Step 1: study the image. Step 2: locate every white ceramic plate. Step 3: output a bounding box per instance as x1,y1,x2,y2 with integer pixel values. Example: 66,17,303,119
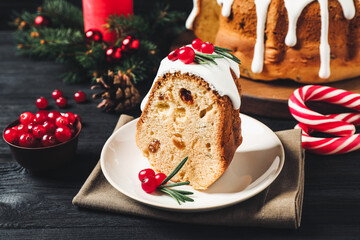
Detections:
100,114,285,212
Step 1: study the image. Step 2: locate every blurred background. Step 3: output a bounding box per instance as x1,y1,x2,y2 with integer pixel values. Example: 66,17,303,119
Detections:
0,0,193,30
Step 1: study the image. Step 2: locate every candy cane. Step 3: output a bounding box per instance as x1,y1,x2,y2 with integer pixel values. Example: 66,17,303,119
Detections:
288,85,360,155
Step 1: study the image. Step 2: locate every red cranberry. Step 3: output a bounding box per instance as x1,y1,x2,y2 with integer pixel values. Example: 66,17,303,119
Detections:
55,126,72,142
138,168,155,182
200,42,215,54
141,176,158,193
34,111,48,124
19,112,35,125
56,97,67,108
52,89,63,100
168,49,179,61
32,125,46,139
27,122,36,133
64,112,76,124
155,173,167,186
36,97,48,109
191,38,203,51
74,91,87,103
19,133,37,148
4,129,19,144
55,116,69,127
17,124,28,135
42,121,56,134
41,134,57,147
48,111,61,122
178,47,195,64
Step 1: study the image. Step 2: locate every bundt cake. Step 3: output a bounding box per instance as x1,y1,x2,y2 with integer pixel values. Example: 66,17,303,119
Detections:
187,0,360,83
136,44,242,190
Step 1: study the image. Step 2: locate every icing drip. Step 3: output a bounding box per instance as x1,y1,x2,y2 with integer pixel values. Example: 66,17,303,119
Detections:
318,0,331,79
141,51,241,111
185,0,199,30
338,0,356,19
217,0,235,17
258,0,357,79
251,0,271,74
284,0,314,47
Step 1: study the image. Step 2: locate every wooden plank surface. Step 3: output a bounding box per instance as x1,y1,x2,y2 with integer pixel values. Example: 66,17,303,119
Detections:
0,30,360,239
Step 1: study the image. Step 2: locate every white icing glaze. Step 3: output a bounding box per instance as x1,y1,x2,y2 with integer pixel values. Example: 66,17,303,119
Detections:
256,0,357,79
141,50,241,111
185,0,199,30
338,0,356,19
217,0,235,17
284,0,314,47
318,0,331,79
251,0,271,74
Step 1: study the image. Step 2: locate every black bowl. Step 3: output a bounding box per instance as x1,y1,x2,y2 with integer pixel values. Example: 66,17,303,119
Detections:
3,119,82,172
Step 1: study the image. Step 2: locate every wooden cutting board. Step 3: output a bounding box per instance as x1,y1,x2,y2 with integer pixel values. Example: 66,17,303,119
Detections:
173,31,360,119
240,77,360,119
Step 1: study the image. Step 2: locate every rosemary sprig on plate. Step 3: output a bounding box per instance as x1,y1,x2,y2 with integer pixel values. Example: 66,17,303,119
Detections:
158,156,194,204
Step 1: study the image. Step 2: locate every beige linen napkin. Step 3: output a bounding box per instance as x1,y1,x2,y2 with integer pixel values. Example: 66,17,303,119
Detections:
73,115,304,229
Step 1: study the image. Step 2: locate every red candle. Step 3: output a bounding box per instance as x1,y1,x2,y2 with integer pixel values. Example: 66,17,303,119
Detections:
82,0,133,44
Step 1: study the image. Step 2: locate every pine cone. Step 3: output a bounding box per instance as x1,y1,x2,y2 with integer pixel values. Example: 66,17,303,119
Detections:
91,70,141,112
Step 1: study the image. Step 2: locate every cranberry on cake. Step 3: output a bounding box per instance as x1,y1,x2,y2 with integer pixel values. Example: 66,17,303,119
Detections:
136,40,242,190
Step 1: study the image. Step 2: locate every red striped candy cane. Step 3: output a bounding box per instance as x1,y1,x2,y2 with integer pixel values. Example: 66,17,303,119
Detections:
288,85,360,155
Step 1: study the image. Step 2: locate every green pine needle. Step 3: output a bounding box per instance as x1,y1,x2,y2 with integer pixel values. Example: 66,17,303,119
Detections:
155,156,195,205
160,156,188,185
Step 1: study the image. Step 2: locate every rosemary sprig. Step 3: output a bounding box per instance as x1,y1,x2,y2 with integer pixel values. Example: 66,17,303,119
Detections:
160,156,188,185
193,46,241,65
158,156,194,205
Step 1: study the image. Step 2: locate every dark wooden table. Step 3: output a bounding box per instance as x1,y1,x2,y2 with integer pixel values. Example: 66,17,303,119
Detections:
1,31,360,239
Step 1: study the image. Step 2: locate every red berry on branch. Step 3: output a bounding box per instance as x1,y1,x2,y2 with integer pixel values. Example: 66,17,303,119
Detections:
52,89,63,100
32,125,46,139
19,133,37,147
122,36,132,47
200,42,214,54
4,129,19,144
168,49,179,61
74,91,87,103
34,15,50,27
113,48,122,60
178,47,195,64
36,97,48,109
19,112,35,125
85,29,103,43
106,47,122,63
141,176,158,193
41,134,57,147
155,173,167,186
56,97,67,108
55,126,72,142
55,116,69,127
48,111,61,122
129,39,140,51
191,38,203,51
138,168,155,182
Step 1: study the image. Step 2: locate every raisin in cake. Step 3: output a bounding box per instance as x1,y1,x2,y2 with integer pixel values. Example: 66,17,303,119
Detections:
136,47,242,190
